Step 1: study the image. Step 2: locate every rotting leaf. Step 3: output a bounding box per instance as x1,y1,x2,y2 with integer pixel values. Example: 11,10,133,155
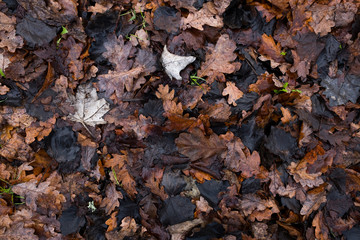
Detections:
198,34,241,83
222,81,244,106
175,128,226,161
68,83,110,127
160,45,196,80
321,71,360,107
181,1,228,31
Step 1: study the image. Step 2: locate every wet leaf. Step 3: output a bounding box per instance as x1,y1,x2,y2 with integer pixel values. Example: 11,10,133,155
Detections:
68,83,110,127
198,34,241,83
175,128,226,161
160,45,196,80
222,81,244,106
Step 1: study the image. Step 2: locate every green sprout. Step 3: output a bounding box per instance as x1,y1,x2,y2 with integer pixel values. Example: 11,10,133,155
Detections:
112,168,121,186
0,68,5,78
190,74,207,90
339,44,342,49
0,178,24,205
274,82,302,94
56,26,68,47
121,8,148,40
87,201,96,212
280,51,287,56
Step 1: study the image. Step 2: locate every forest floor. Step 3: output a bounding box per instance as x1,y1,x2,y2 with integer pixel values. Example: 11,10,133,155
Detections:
0,0,360,239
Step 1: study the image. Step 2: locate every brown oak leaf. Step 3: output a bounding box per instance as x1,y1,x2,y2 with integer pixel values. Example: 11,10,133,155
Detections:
198,34,241,83
309,3,335,37
155,84,175,101
104,154,138,198
222,81,244,106
0,12,24,52
144,168,168,201
175,128,226,161
258,34,283,63
300,186,327,217
12,172,66,214
222,137,261,178
100,183,123,215
97,34,156,102
181,2,225,31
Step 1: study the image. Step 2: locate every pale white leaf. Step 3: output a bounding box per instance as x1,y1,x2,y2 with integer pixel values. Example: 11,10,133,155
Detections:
160,45,195,80
68,83,110,127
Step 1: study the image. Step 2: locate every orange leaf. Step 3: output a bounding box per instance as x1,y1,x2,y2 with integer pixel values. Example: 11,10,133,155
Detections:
222,81,243,106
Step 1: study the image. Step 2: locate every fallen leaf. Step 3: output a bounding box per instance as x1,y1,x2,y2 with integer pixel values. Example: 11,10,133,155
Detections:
309,3,335,37
288,161,324,188
241,193,280,221
155,84,175,101
144,168,168,201
105,211,118,232
68,83,110,127
160,45,196,80
175,128,226,161
98,34,156,101
100,183,123,215
198,34,241,83
222,81,244,106
222,137,260,178
280,107,297,124
12,172,66,214
0,12,24,52
181,2,226,31
103,154,138,198
258,34,283,62
300,187,327,217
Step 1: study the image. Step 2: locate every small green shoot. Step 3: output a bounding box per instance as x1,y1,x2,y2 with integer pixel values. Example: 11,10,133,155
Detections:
280,51,287,56
56,26,68,47
121,8,148,40
0,68,5,78
190,74,207,90
87,201,96,212
339,44,342,49
0,178,24,205
112,168,121,186
274,82,302,94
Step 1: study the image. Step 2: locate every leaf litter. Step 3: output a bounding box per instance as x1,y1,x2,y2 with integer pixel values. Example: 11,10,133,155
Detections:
0,0,360,239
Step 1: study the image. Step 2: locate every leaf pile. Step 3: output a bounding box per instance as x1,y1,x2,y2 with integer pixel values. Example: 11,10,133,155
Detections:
0,0,360,239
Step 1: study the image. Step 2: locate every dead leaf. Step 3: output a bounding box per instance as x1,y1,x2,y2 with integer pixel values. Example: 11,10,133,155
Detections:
12,172,66,214
222,81,244,106
309,3,335,37
198,34,241,83
258,34,283,62
222,137,260,178
105,211,118,232
144,168,168,201
280,107,297,124
100,183,123,215
241,193,280,222
181,2,226,31
300,187,327,217
175,128,226,161
156,84,175,101
199,99,231,122
103,154,138,198
68,83,110,127
0,12,24,52
160,45,196,80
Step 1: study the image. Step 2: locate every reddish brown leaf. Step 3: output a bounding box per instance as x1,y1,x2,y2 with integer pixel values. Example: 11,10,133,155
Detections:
175,128,226,161
198,34,241,83
222,81,244,106
104,154,138,198
100,183,123,215
258,34,283,62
